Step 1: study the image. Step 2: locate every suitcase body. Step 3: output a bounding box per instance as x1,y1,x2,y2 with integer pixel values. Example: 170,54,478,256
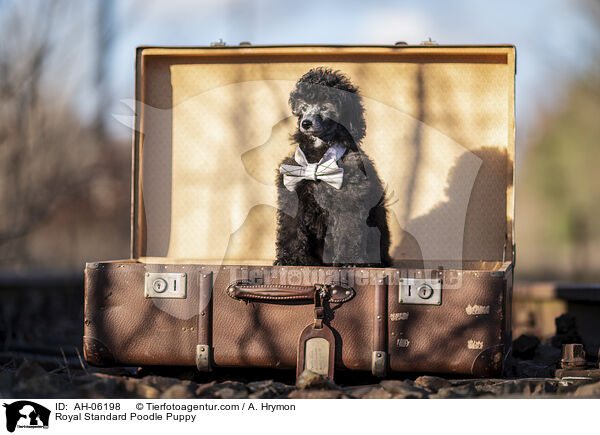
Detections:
84,44,516,377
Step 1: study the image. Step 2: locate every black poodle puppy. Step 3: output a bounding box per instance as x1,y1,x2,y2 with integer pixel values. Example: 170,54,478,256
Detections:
275,67,391,267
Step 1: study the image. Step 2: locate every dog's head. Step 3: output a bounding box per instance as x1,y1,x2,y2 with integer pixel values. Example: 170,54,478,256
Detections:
289,68,366,145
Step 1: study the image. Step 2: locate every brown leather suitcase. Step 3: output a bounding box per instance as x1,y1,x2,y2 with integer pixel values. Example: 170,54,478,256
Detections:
84,44,516,378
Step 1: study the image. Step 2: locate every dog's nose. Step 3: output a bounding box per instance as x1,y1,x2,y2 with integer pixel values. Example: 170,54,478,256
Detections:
301,119,312,129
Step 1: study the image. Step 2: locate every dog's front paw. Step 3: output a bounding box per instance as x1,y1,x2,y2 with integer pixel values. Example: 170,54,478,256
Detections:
274,258,297,266
275,255,315,266
332,262,359,268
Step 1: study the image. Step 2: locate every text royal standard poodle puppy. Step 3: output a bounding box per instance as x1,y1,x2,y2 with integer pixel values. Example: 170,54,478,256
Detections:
275,67,391,267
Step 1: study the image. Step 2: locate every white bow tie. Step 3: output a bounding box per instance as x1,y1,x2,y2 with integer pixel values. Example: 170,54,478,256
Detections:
279,144,346,191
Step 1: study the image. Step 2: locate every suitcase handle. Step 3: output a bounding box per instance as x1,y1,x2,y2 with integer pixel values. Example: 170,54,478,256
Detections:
226,281,355,304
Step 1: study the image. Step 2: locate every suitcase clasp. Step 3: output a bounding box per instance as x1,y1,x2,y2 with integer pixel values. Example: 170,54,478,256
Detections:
144,272,187,299
399,278,442,305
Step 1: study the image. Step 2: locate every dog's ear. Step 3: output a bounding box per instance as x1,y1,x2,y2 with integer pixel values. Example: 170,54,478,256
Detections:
288,92,304,117
342,90,366,143
289,99,301,116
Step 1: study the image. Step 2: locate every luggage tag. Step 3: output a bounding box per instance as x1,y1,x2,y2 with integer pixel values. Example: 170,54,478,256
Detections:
296,285,335,379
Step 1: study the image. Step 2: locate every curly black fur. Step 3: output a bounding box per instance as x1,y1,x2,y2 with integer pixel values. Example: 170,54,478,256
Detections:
275,67,391,267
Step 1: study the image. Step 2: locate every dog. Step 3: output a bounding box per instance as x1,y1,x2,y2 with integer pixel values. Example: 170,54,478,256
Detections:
275,67,391,267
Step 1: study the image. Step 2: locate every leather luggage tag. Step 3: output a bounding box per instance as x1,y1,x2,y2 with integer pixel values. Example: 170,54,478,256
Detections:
296,286,335,379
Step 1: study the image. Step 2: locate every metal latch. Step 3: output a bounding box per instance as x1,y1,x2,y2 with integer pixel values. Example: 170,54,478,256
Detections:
145,272,187,299
399,278,442,305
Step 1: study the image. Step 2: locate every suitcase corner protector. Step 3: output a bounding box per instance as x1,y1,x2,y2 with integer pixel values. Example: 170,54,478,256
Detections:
196,344,213,372
83,336,116,366
371,351,388,377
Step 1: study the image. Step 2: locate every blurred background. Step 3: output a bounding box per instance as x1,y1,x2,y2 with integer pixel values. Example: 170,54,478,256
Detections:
0,0,599,364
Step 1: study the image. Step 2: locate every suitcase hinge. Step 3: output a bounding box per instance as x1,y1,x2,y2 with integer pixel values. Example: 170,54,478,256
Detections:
420,37,438,46
210,38,226,47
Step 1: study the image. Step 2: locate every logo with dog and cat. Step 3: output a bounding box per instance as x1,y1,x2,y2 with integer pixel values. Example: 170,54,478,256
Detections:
2,401,50,433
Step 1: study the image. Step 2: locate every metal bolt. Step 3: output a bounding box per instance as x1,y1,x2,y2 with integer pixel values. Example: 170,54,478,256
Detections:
152,278,168,293
377,353,381,358
377,315,381,320
561,343,587,369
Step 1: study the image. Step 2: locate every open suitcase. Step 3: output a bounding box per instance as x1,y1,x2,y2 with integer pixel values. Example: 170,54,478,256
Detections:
84,43,516,378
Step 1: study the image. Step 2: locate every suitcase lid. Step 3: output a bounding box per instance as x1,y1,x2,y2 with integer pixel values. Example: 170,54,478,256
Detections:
132,44,515,269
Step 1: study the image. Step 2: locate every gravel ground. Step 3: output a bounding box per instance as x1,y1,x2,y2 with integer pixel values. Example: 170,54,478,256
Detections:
1,356,600,399
2,286,600,399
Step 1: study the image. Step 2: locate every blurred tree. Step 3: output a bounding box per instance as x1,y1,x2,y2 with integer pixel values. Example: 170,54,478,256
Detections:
521,27,600,279
0,0,130,270
94,0,114,143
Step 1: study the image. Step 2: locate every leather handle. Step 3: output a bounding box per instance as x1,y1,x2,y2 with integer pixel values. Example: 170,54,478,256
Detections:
227,281,355,304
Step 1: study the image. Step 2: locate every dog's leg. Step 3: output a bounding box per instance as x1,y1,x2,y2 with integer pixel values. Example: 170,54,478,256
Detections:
368,203,392,267
274,210,312,265
328,212,370,266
